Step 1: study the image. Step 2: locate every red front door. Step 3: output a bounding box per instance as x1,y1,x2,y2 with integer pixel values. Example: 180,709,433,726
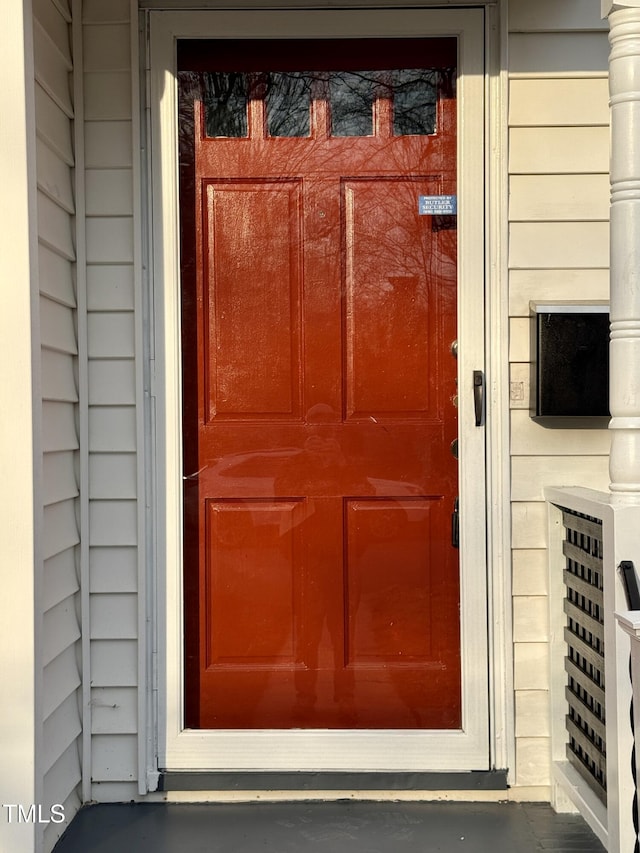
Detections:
179,39,460,729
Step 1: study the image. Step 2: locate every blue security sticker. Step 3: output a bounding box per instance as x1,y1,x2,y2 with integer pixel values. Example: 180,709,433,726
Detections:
419,195,457,216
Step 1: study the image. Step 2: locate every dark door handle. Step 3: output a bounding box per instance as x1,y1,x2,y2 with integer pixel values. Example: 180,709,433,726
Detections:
473,370,484,427
451,498,459,548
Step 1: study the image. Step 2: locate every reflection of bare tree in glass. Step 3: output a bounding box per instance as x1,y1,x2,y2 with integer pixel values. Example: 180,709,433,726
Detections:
264,72,313,137
329,71,377,136
203,72,249,137
185,68,451,140
391,69,438,135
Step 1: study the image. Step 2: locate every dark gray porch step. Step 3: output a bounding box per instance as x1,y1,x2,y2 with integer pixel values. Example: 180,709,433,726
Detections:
52,800,606,853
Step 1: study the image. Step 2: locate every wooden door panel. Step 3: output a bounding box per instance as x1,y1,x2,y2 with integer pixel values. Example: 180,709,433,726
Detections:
343,178,451,419
346,497,440,662
205,499,303,666
203,180,303,419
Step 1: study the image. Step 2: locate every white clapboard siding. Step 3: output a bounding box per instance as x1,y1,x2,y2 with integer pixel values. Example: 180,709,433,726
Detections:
509,126,609,174
509,33,609,75
515,691,551,738
90,594,138,639
509,222,609,269
42,598,81,667
87,265,135,311
35,83,73,164
43,501,79,561
89,406,137,452
39,244,75,305
41,350,78,402
508,318,529,363
38,190,75,259
91,735,138,781
88,360,136,405
90,547,138,593
84,72,132,121
86,216,134,263
511,502,548,550
42,401,78,452
91,688,138,734
91,640,138,687
89,453,137,499
43,548,79,612
512,456,610,502
509,78,609,126
512,549,548,596
34,2,82,842
42,646,81,722
87,313,136,359
508,0,607,32
43,741,81,821
37,137,74,212
33,19,72,117
509,174,610,222
86,169,133,216
514,643,550,691
85,121,133,168
43,692,82,774
41,296,77,354
83,24,131,72
511,410,611,457
33,0,71,63
89,500,138,547
83,0,129,24
43,451,78,506
508,4,611,796
516,739,550,787
509,269,609,317
513,596,549,643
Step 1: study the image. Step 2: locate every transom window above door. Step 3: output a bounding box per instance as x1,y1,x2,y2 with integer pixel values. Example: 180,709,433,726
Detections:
196,69,443,138
177,38,456,141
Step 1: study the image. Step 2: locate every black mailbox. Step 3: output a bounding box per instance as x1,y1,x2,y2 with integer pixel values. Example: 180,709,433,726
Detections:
533,306,610,419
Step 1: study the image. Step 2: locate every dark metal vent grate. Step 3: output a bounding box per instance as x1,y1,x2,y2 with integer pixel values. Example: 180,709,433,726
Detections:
562,509,606,804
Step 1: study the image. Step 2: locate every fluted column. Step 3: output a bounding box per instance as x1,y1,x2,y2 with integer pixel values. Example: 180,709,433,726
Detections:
605,2,640,496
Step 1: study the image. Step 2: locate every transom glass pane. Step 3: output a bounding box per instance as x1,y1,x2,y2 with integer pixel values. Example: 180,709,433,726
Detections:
203,72,248,138
329,71,376,137
391,70,438,136
265,72,312,137
198,67,446,139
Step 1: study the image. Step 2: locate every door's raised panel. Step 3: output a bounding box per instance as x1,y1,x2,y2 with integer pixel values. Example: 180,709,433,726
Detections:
343,179,449,420
205,499,303,666
204,181,302,420
345,497,437,663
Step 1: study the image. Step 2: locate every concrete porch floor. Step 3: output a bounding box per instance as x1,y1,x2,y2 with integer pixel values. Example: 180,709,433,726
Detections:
52,800,606,852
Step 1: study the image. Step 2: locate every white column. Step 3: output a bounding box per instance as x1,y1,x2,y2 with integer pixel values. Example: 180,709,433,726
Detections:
0,1,39,853
605,1,640,496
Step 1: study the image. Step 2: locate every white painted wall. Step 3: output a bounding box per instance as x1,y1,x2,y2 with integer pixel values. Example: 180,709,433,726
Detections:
0,4,40,851
508,0,611,793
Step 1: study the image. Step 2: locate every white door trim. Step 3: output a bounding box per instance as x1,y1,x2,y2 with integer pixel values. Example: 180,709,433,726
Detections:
149,6,492,773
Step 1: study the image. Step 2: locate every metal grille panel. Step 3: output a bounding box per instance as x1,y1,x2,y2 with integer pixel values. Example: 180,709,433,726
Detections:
562,510,606,803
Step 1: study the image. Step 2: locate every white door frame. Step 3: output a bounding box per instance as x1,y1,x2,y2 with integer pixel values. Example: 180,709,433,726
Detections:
149,5,502,774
